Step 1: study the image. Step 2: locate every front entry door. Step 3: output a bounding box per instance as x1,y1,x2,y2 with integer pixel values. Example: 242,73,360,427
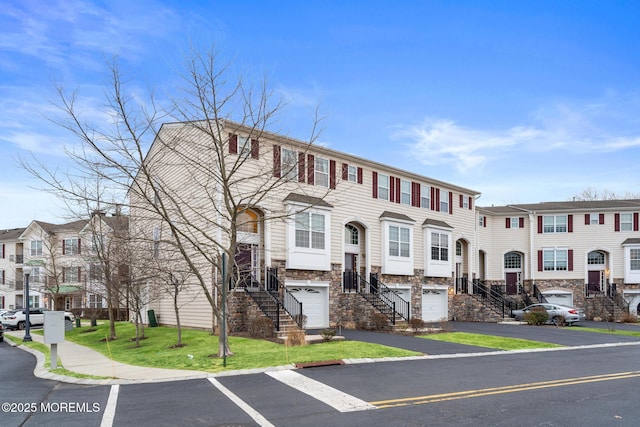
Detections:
235,243,257,289
343,253,358,292
505,272,518,295
588,270,602,294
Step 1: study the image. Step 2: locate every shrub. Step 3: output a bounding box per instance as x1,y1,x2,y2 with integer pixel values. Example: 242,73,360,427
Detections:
620,312,638,323
409,317,425,331
320,328,336,341
247,317,274,338
371,312,389,330
524,307,548,325
286,329,307,347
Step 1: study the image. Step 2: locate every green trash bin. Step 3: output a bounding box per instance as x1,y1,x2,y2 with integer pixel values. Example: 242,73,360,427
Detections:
75,318,81,328
148,309,158,327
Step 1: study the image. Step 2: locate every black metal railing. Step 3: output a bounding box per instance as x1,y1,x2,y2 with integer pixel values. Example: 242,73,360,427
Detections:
341,272,409,324
283,288,304,328
473,279,518,318
245,268,304,330
533,284,547,303
456,277,468,294
265,267,279,293
585,282,603,296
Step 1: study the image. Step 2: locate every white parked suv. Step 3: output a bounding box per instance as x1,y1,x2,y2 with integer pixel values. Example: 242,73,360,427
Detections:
1,308,75,331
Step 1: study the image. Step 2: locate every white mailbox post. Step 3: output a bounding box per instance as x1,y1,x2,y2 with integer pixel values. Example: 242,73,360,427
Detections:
44,311,65,369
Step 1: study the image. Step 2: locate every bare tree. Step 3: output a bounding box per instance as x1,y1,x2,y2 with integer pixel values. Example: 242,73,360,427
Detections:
573,187,640,201
23,46,326,357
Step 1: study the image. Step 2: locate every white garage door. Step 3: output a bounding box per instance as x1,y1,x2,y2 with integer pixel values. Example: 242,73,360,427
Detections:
422,288,448,322
287,286,329,329
542,292,573,307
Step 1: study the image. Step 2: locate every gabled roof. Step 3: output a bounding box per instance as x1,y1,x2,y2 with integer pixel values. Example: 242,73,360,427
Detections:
422,218,453,229
0,227,27,241
622,238,640,245
284,193,334,208
480,199,640,214
379,211,415,222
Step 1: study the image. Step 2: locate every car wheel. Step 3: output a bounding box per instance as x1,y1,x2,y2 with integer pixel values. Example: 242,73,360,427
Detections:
17,321,26,330
552,316,561,326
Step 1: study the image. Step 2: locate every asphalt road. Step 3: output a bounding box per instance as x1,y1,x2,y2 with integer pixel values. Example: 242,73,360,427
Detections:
2,323,640,426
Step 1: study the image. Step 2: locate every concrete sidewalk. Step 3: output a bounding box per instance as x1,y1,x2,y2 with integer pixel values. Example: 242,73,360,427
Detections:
4,330,211,384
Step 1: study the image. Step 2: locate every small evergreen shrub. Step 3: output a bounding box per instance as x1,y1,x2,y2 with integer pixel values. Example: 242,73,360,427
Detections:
524,307,549,325
320,328,336,341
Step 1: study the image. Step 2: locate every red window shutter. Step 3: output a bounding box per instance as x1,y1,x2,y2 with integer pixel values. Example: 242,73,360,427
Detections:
568,249,574,271
635,213,639,231
615,213,620,231
307,154,315,185
77,266,82,280
62,268,66,282
330,160,336,189
568,215,573,232
448,192,453,214
484,217,487,228
357,167,363,184
431,187,435,210
519,217,525,228
372,172,378,198
412,182,420,207
468,196,473,210
389,176,396,202
585,214,590,225
78,239,82,255
396,177,401,203
459,194,463,208
229,133,238,154
537,216,543,233
62,240,66,255
298,152,305,182
435,189,440,211
1,243,4,258
599,213,605,224
273,145,281,178
506,218,510,228
538,250,543,271
342,163,348,180
250,139,259,159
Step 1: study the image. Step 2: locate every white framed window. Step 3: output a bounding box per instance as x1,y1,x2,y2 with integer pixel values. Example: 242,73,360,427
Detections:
315,157,329,188
29,295,40,308
64,266,80,283
440,190,449,213
590,213,600,225
479,215,485,227
388,225,410,258
63,238,80,255
30,267,41,283
89,294,103,308
345,224,359,245
620,213,633,231
543,215,567,233
31,240,43,256
378,174,389,201
295,212,325,250
543,248,567,271
400,180,411,205
588,251,605,265
462,197,470,209
421,185,430,209
431,232,449,261
630,249,640,271
510,217,520,228
504,252,522,269
238,136,252,158
347,165,357,182
281,148,298,181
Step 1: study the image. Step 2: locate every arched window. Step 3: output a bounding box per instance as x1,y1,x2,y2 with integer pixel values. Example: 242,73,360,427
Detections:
456,241,462,256
504,252,521,269
345,224,359,245
588,251,605,265
237,210,258,233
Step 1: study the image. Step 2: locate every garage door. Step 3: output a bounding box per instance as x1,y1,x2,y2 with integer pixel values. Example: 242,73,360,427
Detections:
287,286,329,329
422,288,448,322
542,292,573,307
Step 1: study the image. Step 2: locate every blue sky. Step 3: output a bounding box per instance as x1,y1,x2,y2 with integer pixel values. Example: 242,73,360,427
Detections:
2,0,640,228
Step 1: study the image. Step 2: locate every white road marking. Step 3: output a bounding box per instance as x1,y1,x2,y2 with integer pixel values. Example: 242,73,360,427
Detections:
266,370,376,413
100,384,119,427
208,378,275,427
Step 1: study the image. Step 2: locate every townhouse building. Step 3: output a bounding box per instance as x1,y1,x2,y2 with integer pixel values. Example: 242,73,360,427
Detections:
134,120,480,331
0,213,129,319
478,200,640,319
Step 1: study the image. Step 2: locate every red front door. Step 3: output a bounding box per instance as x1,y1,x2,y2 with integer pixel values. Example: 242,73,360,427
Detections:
505,272,518,295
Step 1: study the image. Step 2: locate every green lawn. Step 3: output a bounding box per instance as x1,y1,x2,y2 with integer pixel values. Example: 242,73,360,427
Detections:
576,327,640,337
63,322,420,372
418,332,563,350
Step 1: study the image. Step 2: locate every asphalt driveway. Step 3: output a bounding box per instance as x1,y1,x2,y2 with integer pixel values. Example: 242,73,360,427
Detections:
334,320,640,355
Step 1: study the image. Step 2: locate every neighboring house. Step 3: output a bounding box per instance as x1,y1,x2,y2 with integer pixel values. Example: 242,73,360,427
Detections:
478,200,640,319
0,213,129,317
0,227,27,309
134,120,480,331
